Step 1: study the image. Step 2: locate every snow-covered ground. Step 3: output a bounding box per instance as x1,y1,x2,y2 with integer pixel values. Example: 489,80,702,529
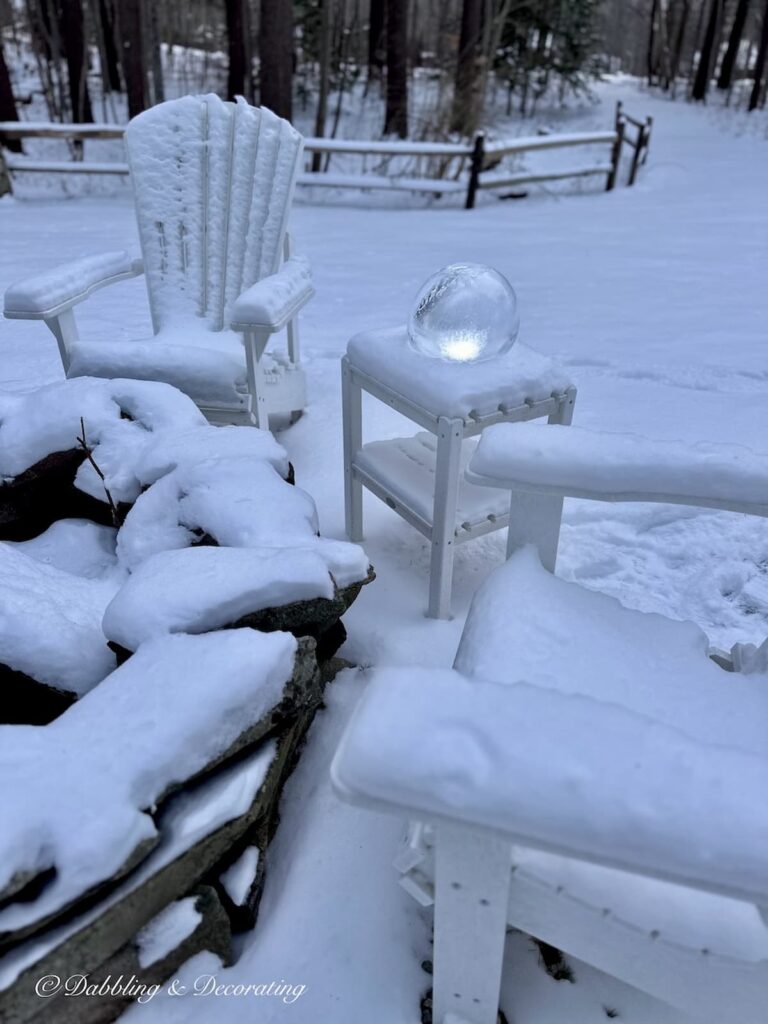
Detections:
2,77,767,1022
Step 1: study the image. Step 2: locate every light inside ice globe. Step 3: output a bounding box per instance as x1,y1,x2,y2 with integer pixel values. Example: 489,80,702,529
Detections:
407,263,520,362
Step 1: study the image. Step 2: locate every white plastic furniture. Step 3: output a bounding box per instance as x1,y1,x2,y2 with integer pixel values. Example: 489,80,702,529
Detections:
3,94,313,429
341,326,575,618
332,421,768,1024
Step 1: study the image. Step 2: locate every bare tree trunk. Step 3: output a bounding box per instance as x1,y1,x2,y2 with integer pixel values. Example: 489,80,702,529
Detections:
91,0,122,92
0,41,22,152
692,0,723,100
647,0,659,84
312,0,331,170
451,0,483,134
718,0,751,88
225,0,247,99
56,0,94,121
259,0,293,118
118,0,147,117
368,0,386,79
384,0,408,136
669,0,690,87
148,0,164,103
749,0,768,108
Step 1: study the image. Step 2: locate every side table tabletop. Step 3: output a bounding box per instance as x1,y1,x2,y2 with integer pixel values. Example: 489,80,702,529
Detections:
342,326,576,618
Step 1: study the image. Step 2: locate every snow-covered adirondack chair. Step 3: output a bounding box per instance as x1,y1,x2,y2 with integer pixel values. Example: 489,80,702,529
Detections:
3,95,313,429
332,422,768,1024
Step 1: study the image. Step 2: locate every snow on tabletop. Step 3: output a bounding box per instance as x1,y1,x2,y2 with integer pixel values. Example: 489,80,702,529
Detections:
0,743,276,992
231,255,313,329
346,326,573,420
469,421,768,509
220,846,260,906
116,458,320,570
0,377,204,502
136,897,202,969
0,542,118,694
331,661,768,904
454,548,768,754
102,546,336,651
3,251,139,316
0,629,296,935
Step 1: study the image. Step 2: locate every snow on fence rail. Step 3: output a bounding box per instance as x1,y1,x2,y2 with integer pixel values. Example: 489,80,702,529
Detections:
0,104,651,208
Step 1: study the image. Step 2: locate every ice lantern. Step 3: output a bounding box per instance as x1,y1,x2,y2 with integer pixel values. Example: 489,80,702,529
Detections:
407,263,520,363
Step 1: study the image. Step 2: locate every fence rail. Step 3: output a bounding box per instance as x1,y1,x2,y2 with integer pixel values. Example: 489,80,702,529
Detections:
0,104,651,208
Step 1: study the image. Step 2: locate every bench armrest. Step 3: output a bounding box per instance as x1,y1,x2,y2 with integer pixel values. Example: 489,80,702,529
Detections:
467,421,768,517
332,665,768,906
4,251,144,320
230,255,314,334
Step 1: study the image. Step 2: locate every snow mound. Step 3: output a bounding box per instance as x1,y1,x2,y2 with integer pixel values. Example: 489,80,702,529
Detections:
117,457,320,570
0,542,119,694
0,377,205,503
0,629,297,936
103,546,336,650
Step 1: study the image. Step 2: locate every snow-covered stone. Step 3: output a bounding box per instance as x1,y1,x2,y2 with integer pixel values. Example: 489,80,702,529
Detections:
0,628,303,943
0,377,205,504
116,458,319,569
103,544,369,652
0,541,118,699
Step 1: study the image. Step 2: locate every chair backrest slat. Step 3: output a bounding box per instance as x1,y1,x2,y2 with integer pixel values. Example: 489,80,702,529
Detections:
125,94,303,335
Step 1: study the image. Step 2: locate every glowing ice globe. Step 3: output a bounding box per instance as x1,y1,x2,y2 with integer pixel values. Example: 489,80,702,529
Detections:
407,263,520,362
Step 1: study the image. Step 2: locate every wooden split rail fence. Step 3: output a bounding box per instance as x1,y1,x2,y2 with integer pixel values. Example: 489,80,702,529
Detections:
0,103,651,209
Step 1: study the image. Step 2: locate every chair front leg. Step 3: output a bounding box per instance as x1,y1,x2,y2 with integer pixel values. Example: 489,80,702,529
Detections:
44,308,80,375
286,313,301,366
432,824,513,1024
243,328,271,431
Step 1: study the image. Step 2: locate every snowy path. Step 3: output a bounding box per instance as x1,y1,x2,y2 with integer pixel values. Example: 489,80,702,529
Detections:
2,79,767,1023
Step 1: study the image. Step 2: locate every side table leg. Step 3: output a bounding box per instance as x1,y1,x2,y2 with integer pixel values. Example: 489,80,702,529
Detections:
342,358,364,541
429,418,463,619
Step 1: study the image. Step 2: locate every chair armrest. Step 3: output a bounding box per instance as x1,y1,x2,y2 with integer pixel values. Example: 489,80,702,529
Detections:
4,251,144,320
331,665,768,905
467,421,768,517
230,255,314,334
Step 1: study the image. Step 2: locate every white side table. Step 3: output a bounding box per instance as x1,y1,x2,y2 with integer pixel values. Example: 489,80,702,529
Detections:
342,327,576,618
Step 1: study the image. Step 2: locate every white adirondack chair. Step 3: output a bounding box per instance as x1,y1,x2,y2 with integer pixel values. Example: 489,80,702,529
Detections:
332,421,768,1024
3,94,314,429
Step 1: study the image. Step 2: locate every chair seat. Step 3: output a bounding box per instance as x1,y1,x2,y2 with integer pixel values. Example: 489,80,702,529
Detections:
455,547,768,755
68,328,250,409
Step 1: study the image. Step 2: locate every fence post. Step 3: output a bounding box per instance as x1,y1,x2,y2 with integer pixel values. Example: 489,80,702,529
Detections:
627,124,646,186
465,132,485,210
0,147,12,198
605,116,625,191
640,115,653,166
